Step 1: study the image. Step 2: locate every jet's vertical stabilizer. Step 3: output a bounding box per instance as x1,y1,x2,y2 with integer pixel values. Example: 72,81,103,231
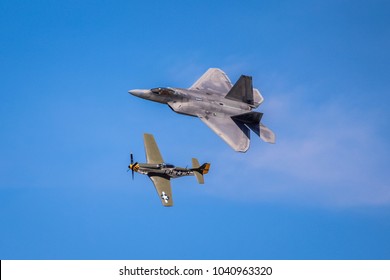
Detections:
225,75,254,105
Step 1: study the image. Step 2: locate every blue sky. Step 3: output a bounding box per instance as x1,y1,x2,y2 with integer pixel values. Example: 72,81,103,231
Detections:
1,0,389,259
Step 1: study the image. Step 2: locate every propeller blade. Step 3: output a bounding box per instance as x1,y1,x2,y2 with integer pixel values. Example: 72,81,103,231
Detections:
130,161,138,180
129,153,134,178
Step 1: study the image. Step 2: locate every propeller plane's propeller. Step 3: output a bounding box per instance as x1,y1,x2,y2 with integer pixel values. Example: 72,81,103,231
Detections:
128,153,138,180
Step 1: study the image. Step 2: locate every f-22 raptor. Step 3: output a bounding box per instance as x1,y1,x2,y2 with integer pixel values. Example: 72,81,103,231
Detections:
129,133,210,206
129,68,275,152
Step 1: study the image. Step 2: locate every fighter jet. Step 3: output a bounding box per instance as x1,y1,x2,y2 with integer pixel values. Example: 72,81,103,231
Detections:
129,133,210,207
129,68,275,152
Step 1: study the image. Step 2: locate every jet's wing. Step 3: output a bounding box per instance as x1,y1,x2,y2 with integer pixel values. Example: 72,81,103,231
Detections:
149,175,173,207
197,113,250,152
143,133,164,164
189,68,232,94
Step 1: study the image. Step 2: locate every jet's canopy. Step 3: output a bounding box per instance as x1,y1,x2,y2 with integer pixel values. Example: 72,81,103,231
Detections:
151,87,175,95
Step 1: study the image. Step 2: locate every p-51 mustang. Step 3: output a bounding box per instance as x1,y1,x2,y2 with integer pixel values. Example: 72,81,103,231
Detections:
128,133,210,206
129,68,275,152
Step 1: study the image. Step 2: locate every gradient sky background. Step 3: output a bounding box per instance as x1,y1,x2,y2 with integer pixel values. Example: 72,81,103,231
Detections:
1,0,390,259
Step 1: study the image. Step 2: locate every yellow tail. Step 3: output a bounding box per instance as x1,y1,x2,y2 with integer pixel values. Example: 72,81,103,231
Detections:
192,158,210,184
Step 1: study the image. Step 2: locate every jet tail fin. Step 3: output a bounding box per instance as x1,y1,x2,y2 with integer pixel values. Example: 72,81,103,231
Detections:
225,75,254,105
231,112,276,144
191,158,210,184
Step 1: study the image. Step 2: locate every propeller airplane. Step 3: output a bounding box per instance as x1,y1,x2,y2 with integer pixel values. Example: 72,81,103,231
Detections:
128,133,210,206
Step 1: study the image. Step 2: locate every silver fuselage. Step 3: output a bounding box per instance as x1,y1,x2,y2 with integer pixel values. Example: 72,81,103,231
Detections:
129,87,254,118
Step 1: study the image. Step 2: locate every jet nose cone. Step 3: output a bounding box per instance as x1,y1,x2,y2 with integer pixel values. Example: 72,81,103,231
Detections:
128,89,150,97
128,89,138,96
129,89,150,98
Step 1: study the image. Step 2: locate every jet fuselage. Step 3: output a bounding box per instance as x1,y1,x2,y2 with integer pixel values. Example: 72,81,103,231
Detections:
129,87,253,118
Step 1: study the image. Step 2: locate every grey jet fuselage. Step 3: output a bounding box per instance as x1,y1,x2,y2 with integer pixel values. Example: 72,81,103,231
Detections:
129,87,253,119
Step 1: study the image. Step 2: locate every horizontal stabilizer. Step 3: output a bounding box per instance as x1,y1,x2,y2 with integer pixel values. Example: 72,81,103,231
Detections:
225,75,254,105
231,112,275,144
246,122,276,144
259,123,276,144
192,158,210,184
